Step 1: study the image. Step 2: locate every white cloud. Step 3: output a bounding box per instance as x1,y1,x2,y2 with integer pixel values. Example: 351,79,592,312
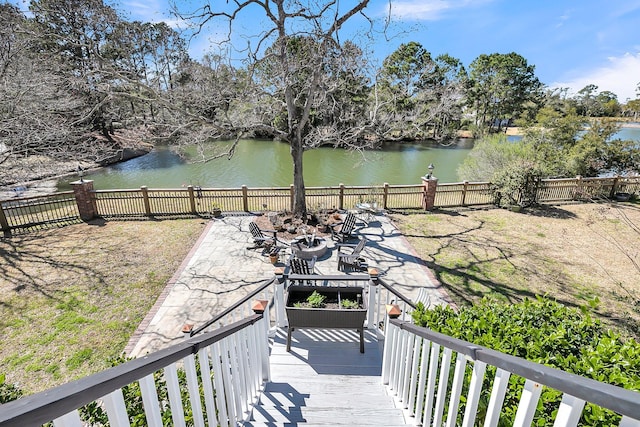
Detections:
552,52,640,102
387,0,492,21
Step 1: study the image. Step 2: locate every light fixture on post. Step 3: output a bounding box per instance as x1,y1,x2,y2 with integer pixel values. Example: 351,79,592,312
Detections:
427,163,435,179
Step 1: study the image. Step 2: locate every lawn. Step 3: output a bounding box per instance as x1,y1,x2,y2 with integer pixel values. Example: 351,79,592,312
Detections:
390,202,640,339
2,202,639,395
0,219,207,394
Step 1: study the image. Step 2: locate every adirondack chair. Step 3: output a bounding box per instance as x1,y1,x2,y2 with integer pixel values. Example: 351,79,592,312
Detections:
329,212,359,243
337,237,367,271
248,222,278,250
287,254,317,285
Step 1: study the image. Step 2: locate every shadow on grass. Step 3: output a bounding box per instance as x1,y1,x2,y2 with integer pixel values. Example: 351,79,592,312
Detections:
391,207,640,338
0,229,109,308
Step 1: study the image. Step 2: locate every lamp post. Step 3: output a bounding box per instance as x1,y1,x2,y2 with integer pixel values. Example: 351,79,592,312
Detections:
426,163,435,179
421,162,438,211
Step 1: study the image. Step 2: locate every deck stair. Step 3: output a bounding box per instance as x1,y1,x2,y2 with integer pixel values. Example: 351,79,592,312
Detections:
245,327,408,426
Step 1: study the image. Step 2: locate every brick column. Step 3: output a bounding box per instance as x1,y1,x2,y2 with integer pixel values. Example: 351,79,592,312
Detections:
421,175,438,211
71,180,97,221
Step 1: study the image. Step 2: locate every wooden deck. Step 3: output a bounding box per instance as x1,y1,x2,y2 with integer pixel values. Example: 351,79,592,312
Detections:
245,327,408,426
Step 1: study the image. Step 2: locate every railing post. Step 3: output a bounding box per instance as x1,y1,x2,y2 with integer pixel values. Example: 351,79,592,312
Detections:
0,201,10,234
421,175,438,211
383,182,389,209
339,183,345,210
610,175,620,198
140,186,152,216
367,276,378,330
242,185,249,212
187,185,196,214
289,184,294,212
462,181,468,206
274,280,287,327
71,180,98,221
574,175,583,200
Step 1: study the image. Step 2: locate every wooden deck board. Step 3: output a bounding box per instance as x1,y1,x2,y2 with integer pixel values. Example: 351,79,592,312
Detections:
246,328,407,426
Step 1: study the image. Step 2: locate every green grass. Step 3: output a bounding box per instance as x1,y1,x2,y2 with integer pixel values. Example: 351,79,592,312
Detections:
391,203,640,338
0,219,207,394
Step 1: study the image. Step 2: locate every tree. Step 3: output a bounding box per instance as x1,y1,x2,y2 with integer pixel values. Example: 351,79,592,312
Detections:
423,54,467,140
467,52,543,134
175,0,379,216
0,0,192,180
374,42,466,141
575,85,621,117
0,3,91,164
596,91,620,117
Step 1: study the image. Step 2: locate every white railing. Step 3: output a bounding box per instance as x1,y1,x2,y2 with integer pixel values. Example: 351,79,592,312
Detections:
5,274,640,426
382,319,640,427
0,315,270,427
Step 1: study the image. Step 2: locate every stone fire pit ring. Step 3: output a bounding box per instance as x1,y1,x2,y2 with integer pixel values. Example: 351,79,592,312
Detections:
291,236,328,260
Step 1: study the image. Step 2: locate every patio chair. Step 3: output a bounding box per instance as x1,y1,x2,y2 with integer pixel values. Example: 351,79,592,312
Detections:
337,237,367,271
287,254,317,285
330,212,359,243
248,221,278,251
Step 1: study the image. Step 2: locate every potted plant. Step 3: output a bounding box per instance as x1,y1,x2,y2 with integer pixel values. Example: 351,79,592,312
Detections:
269,248,279,264
285,285,367,352
211,205,222,218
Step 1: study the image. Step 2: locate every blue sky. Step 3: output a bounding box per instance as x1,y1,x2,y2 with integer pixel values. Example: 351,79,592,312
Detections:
12,0,640,101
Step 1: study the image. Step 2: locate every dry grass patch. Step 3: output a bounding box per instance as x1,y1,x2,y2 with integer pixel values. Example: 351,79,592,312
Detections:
390,202,640,338
0,219,207,394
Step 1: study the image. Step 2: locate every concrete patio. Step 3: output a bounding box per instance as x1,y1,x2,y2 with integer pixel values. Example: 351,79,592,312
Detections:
126,213,450,357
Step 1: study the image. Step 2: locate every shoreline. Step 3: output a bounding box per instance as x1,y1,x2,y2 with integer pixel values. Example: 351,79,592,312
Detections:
2,122,639,200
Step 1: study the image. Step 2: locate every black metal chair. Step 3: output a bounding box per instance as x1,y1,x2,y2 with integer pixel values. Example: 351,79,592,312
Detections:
337,237,367,271
330,212,359,243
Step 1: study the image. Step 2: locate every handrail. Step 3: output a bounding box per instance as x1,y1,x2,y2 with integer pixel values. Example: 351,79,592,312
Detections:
391,319,640,421
375,277,417,309
190,277,276,336
285,273,370,282
0,314,263,427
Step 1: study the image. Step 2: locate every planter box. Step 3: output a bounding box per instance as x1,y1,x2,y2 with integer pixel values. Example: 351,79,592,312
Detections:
285,285,367,353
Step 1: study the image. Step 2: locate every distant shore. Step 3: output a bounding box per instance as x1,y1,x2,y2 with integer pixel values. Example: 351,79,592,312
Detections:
457,121,640,138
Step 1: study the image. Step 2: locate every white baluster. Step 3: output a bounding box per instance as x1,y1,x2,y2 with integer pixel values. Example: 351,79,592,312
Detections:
552,394,585,427
184,354,206,427
484,368,512,427
513,380,543,427
139,374,163,427
445,353,467,427
461,361,487,427
164,364,187,427
102,388,131,427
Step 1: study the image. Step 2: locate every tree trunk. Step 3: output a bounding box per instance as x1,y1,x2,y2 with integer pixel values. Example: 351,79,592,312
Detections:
291,136,307,217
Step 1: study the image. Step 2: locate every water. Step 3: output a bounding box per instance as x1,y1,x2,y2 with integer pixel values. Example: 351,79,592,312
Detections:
58,138,474,190
57,126,640,191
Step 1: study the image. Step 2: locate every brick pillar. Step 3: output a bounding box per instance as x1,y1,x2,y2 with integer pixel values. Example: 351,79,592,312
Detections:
421,175,438,211
72,180,97,221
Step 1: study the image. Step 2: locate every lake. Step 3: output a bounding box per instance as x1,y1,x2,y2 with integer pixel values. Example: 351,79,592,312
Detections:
57,125,640,190
58,138,476,190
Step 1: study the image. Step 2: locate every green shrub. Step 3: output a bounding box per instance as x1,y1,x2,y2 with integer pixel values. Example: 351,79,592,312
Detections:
412,297,640,426
0,373,23,404
490,161,543,208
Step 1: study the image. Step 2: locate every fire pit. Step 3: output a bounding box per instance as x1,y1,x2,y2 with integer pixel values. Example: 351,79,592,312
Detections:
291,235,328,260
